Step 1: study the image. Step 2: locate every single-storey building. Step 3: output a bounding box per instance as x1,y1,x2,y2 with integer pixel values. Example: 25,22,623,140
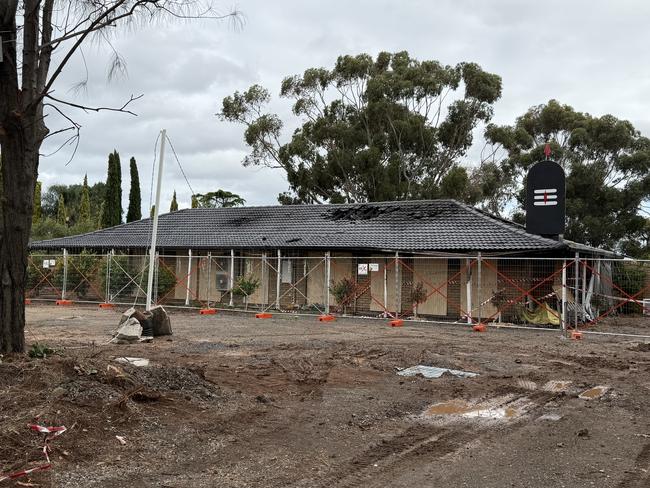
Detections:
30,199,618,323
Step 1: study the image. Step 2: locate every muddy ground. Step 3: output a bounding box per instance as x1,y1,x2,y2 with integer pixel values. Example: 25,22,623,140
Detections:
0,304,649,487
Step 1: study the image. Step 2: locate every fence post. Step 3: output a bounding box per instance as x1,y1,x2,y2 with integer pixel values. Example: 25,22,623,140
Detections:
206,252,212,309
185,249,192,306
477,252,482,325
466,258,472,324
105,251,111,303
262,252,268,308
61,248,68,300
561,259,567,334
383,258,388,317
325,251,331,314
574,252,580,329
153,251,160,305
394,251,401,318
276,250,282,310
229,249,235,307
581,257,587,315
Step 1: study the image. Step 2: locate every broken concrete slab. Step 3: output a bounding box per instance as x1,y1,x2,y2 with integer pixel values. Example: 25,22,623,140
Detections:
149,305,172,336
114,318,142,344
397,365,478,379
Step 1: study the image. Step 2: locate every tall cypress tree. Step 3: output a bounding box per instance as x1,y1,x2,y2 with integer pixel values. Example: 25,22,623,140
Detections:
113,150,123,224
191,194,198,209
126,157,142,222
101,152,115,228
32,181,42,223
101,150,123,228
79,174,91,224
56,194,67,225
170,190,178,212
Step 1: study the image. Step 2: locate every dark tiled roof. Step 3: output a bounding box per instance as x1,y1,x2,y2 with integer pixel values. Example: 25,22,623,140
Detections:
30,199,566,253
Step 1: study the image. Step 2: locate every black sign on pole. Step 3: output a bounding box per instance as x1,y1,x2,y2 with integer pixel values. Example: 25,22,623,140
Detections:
525,159,566,237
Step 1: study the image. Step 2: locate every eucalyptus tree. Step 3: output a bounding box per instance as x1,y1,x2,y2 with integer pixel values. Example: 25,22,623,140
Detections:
220,51,502,204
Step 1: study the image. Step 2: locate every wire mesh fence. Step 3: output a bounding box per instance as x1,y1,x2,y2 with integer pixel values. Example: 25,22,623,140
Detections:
26,251,650,334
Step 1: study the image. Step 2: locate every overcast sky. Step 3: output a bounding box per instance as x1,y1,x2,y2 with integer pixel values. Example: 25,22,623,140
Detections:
40,0,650,213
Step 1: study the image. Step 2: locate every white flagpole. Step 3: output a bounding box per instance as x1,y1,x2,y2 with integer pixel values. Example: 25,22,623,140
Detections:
146,129,166,311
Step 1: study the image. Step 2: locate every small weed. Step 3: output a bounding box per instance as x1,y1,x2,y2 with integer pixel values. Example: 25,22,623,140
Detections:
28,342,54,359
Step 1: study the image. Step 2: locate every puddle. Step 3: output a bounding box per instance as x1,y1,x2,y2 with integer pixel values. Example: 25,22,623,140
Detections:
424,397,526,420
578,386,609,400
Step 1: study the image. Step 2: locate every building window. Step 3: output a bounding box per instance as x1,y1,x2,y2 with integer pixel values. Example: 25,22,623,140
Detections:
281,260,292,284
213,257,230,291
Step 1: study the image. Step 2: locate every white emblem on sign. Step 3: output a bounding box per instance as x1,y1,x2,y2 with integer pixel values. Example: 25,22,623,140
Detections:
533,188,558,206
357,264,368,275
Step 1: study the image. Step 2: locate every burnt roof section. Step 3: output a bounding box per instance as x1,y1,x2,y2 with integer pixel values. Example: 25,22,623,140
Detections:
30,199,567,253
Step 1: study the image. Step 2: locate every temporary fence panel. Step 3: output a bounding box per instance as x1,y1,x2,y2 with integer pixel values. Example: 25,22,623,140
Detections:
25,251,650,335
27,253,65,300
63,253,108,303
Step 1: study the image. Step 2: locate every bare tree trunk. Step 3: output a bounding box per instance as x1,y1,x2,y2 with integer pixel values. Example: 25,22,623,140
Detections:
0,1,42,353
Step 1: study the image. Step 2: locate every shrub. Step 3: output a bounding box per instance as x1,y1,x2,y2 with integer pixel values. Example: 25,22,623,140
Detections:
331,277,356,314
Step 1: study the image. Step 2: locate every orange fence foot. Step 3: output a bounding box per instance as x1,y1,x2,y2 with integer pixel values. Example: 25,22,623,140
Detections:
256,313,273,319
199,308,217,315
389,319,404,327
319,314,335,322
571,331,583,340
56,299,73,306
473,324,487,332
24,299,32,305
99,303,114,309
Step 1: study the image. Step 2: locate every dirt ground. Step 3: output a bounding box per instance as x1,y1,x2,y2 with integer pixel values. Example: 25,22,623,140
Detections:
1,305,649,487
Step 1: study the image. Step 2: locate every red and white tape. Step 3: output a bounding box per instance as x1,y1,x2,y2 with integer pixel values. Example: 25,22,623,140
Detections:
0,424,67,483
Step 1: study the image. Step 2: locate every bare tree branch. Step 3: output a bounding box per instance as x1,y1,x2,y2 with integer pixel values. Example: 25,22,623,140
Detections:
45,93,143,116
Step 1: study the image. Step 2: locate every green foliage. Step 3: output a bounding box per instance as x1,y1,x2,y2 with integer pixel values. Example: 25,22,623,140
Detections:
56,194,67,225
79,175,91,224
42,181,105,225
102,150,123,228
485,100,650,252
66,251,103,299
28,343,54,359
233,274,260,296
612,263,648,315
192,190,246,208
33,181,42,223
170,190,178,212
233,274,260,309
220,51,502,204
331,277,356,313
126,157,142,222
156,261,177,300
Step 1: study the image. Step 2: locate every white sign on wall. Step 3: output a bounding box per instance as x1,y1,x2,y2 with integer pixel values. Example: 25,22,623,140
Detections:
369,263,379,272
43,259,49,269
357,263,368,275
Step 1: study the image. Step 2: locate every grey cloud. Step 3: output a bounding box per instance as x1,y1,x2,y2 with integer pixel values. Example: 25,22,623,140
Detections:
40,0,650,216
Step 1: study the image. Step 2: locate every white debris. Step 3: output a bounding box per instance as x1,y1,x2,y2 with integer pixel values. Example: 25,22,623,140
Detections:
397,365,478,379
